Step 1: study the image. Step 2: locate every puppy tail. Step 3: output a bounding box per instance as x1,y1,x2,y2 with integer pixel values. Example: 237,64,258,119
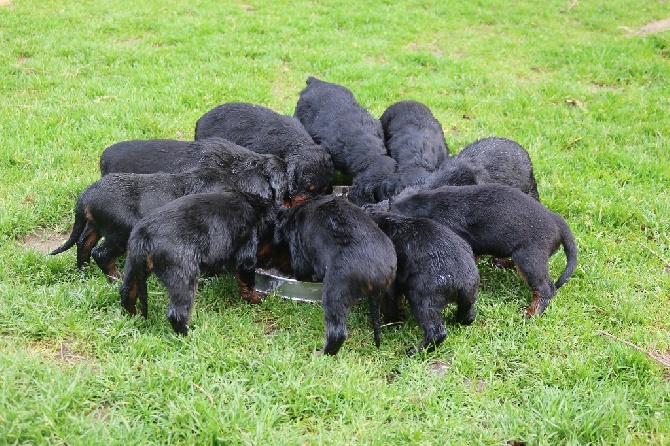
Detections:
555,217,578,290
50,203,87,255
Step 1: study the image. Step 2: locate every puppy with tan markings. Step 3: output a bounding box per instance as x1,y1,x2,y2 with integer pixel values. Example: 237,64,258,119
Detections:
424,137,540,200
273,195,397,355
51,154,286,281
294,77,398,205
366,210,479,356
390,184,577,317
194,102,334,205
379,100,449,194
119,191,280,334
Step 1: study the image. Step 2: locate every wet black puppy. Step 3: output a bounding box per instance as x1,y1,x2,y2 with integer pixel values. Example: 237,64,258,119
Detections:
119,191,280,334
99,137,288,201
100,139,195,176
273,195,397,355
194,102,334,205
390,184,577,317
424,137,540,200
50,159,284,281
294,77,398,205
379,100,449,194
366,210,479,356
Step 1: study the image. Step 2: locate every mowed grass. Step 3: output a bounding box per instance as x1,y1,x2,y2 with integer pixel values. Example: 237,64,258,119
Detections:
1,0,669,444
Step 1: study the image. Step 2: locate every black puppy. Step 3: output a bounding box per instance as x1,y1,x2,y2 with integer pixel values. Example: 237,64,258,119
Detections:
50,159,284,281
294,77,398,205
99,137,289,201
100,139,196,176
194,102,334,205
119,191,280,334
390,184,577,317
366,210,479,356
273,195,397,355
379,100,449,193
423,137,540,200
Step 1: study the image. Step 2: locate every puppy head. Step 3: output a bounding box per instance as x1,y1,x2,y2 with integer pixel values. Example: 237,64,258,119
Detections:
286,150,334,201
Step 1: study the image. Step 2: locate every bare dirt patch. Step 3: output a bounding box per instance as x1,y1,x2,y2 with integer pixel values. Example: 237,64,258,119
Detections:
0,0,15,8
636,18,670,35
428,361,450,377
19,227,70,254
29,339,99,370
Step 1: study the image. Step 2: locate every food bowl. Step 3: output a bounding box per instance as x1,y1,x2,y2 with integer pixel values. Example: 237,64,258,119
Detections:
255,268,322,303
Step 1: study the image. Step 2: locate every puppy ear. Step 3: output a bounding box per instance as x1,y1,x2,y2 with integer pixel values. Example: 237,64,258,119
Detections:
285,162,300,198
272,206,289,246
266,159,290,202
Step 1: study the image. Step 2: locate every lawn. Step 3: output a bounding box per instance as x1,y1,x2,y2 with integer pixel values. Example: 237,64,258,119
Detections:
1,0,669,444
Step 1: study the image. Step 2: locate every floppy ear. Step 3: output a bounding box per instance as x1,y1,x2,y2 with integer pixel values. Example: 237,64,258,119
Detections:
285,162,300,198
377,177,399,201
266,159,290,202
273,207,289,246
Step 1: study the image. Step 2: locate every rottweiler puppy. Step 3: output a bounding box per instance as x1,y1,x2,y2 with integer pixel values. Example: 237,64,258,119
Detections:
100,139,196,176
379,100,449,194
273,195,397,355
390,184,577,317
424,137,540,200
194,102,334,205
99,137,288,198
366,210,479,356
294,77,398,205
51,158,286,281
119,191,280,335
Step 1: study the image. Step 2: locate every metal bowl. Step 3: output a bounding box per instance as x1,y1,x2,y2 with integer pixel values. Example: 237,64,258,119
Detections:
255,269,322,303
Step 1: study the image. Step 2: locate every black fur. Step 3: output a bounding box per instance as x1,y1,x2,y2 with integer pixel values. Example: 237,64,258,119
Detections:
194,102,334,204
390,184,577,317
119,192,280,335
379,100,449,194
50,160,284,281
99,137,289,202
294,77,398,205
273,195,397,355
423,137,540,200
366,210,479,356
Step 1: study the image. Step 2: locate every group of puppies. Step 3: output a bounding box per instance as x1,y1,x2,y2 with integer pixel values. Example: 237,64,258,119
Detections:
52,76,577,356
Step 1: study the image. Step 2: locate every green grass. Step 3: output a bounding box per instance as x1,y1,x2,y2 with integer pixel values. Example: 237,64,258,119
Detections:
1,0,669,444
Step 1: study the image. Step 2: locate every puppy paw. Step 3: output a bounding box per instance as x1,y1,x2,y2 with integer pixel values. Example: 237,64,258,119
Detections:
240,290,264,304
491,257,515,269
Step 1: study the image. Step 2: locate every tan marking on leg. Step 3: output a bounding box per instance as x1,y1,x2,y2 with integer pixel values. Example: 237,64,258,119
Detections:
126,280,138,316
525,290,542,317
235,271,262,304
106,260,121,283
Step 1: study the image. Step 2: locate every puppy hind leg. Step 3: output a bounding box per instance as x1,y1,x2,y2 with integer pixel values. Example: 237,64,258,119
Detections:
406,291,447,356
513,251,556,317
454,285,478,326
76,222,100,269
368,291,383,348
119,254,146,316
381,283,406,324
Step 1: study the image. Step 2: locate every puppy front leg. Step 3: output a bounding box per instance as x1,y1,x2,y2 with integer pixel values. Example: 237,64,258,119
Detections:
235,268,263,304
92,238,125,282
